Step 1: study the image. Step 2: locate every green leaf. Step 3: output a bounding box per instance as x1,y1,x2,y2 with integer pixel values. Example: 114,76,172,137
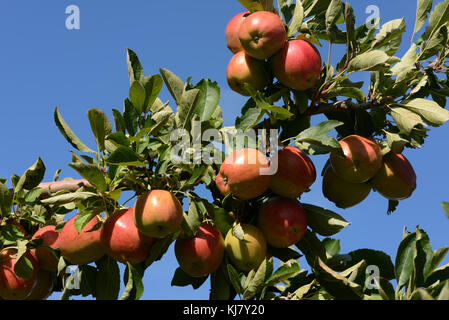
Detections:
181,201,201,238
0,183,13,217
438,281,449,300
232,223,245,241
431,247,449,272
120,263,144,300
227,264,244,295
391,44,418,83
15,157,46,192
123,99,138,136
401,98,449,126
442,202,449,219
95,256,121,300
325,0,343,35
14,255,35,280
87,108,112,153
24,187,43,203
265,259,300,287
295,120,344,155
105,146,143,166
243,258,273,299
171,267,208,289
385,131,409,154
126,48,144,84
40,192,99,205
267,246,302,262
144,236,174,268
371,19,406,50
295,230,328,267
395,232,417,289
414,228,434,287
210,263,231,300
142,74,163,113
422,0,449,40
414,0,433,36
194,79,220,122
287,1,304,37
390,106,427,134
348,249,395,280
175,89,201,130
68,163,107,193
129,81,146,114
323,238,340,257
302,203,350,236
235,107,264,131
237,0,264,12
54,107,94,153
79,265,98,297
325,87,366,102
261,105,293,120
160,68,184,105
73,211,97,234
347,50,390,73
112,109,126,134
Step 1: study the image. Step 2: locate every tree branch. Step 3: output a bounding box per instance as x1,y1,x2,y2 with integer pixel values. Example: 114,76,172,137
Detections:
304,96,395,116
9,179,90,199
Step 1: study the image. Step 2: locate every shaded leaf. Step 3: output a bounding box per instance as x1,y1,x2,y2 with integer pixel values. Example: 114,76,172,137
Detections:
54,107,94,153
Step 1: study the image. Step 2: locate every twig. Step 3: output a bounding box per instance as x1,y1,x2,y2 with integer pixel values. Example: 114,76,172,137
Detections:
304,96,395,116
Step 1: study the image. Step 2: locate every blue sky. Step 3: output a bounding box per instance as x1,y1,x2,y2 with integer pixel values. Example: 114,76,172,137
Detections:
0,1,448,300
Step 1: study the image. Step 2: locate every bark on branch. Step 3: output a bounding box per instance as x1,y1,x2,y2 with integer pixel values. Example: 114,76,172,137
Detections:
305,96,395,116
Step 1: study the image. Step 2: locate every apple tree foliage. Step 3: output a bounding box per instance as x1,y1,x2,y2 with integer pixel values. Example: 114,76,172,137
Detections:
1,0,449,300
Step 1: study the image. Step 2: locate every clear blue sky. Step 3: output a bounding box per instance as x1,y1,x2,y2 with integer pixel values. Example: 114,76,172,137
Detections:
0,1,448,300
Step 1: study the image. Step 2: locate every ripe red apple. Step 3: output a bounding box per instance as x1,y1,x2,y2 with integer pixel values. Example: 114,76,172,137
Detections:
0,249,39,300
258,197,307,248
133,190,184,239
31,225,59,271
330,135,383,184
271,39,322,91
270,146,316,198
174,223,225,277
217,148,272,200
225,11,250,53
238,11,287,60
371,152,417,200
226,51,271,96
224,224,267,272
215,172,231,197
322,166,371,209
26,270,53,300
57,215,105,265
101,208,155,264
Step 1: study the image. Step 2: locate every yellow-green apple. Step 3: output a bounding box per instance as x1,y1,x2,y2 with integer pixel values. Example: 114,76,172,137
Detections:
217,148,272,200
371,152,417,200
226,51,271,96
330,135,383,183
133,190,184,239
238,11,287,60
31,225,59,272
224,224,267,272
322,166,371,209
225,11,249,53
57,215,105,265
174,222,225,277
257,197,307,248
270,146,316,198
101,208,155,265
0,248,39,300
26,270,53,300
271,39,322,90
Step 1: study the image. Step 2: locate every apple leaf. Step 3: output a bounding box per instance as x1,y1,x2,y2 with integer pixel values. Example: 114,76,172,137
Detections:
0,182,13,217
414,0,433,36
129,80,146,115
287,0,304,37
347,50,390,73
126,48,144,85
301,203,350,236
227,263,244,295
414,228,434,287
171,267,208,289
160,68,185,105
243,258,273,299
295,230,328,267
175,88,201,131
194,79,220,122
265,259,300,287
442,202,449,219
422,0,449,41
395,231,417,290
142,74,163,113
322,238,341,258
295,120,344,156
68,162,107,193
371,19,406,50
210,263,232,300
95,256,121,300
105,146,145,167
120,263,144,300
40,192,99,205
401,98,449,126
54,107,94,153
390,106,427,134
15,157,46,193
325,0,343,35
181,201,201,238
237,0,264,12
87,108,112,153
144,235,174,268
123,98,138,136
267,245,302,262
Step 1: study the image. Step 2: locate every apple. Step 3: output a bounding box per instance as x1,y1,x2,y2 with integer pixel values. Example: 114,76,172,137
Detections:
101,208,155,264
57,215,105,265
226,51,271,96
133,190,184,239
257,197,307,248
217,148,272,200
224,224,267,272
0,249,38,300
238,11,287,60
215,172,231,197
26,270,53,300
371,152,417,200
174,223,225,277
330,135,383,184
31,225,59,271
270,39,322,91
270,146,316,198
225,11,250,53
322,166,371,209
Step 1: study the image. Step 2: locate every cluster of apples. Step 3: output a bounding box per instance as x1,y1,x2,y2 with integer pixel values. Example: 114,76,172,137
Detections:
322,135,417,209
225,10,322,95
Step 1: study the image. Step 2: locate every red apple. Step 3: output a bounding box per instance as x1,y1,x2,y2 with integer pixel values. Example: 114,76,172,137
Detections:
258,197,307,248
215,172,231,197
31,225,59,271
322,166,371,209
226,51,271,96
174,223,225,277
217,148,272,200
26,270,53,300
133,190,184,239
225,11,250,53
371,152,417,200
270,146,316,198
0,249,39,300
330,135,383,184
271,39,322,91
101,208,155,264
238,11,287,60
57,215,105,265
